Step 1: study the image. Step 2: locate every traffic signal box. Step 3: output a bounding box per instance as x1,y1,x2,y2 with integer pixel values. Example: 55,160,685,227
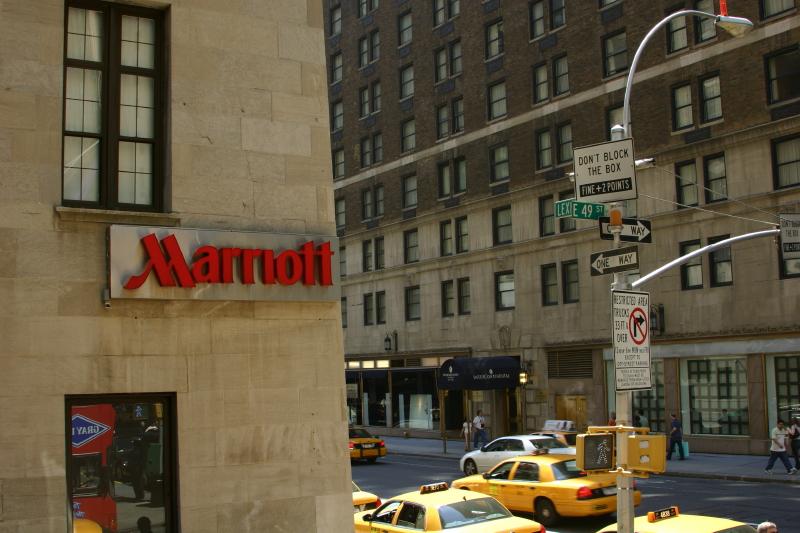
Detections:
576,433,615,472
577,429,667,474
626,433,666,473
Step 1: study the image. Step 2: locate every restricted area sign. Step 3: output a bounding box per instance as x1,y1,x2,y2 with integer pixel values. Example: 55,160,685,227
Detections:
780,213,800,260
612,289,651,391
573,138,637,203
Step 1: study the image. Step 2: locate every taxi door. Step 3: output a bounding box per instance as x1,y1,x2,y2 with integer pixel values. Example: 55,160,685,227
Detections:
507,462,541,512
482,461,517,507
367,500,402,533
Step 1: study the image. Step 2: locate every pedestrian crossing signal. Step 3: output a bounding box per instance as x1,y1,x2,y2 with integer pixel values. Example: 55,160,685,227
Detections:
627,434,666,473
576,433,615,472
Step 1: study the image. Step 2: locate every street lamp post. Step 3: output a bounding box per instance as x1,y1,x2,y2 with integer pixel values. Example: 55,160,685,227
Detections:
610,10,752,533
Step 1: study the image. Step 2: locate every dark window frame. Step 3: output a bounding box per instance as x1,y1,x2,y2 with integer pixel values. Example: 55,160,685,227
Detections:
675,159,699,207
492,205,513,245
457,277,471,315
529,1,546,40
489,143,510,182
708,234,733,287
485,18,504,60
401,117,416,152
541,263,558,306
536,127,553,170
550,0,566,29
602,29,628,78
362,239,373,272
765,45,800,105
556,121,573,164
532,62,549,104
404,228,419,264
539,195,555,237
666,11,688,54
559,190,575,233
329,4,342,36
680,239,703,290
363,292,375,325
441,280,455,317
552,54,569,96
455,215,468,253
671,82,694,131
772,133,800,190
703,152,728,203
561,259,579,304
699,73,722,123
440,219,453,257
760,0,797,19
405,285,421,321
487,80,508,120
398,10,413,46
402,174,418,208
399,63,414,99
694,0,717,43
376,290,386,324
494,270,515,311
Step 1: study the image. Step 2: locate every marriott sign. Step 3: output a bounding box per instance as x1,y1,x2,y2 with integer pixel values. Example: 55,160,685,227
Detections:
109,225,340,301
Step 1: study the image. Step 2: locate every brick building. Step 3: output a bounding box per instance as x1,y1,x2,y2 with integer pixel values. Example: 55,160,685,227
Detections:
328,0,800,454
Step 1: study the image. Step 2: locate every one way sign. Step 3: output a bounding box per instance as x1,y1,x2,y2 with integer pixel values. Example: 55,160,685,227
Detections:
590,245,639,276
599,217,652,243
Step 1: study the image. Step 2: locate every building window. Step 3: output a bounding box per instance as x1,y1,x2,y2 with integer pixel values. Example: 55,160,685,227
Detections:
761,0,796,18
335,198,346,228
436,41,462,82
332,149,345,179
709,235,733,286
672,84,693,130
686,358,750,435
330,5,342,35
766,46,800,104
450,40,462,76
363,293,375,325
434,0,459,26
539,195,554,236
375,237,385,270
529,1,546,39
557,122,572,164
553,55,569,96
404,229,419,263
437,162,451,198
680,239,703,289
331,100,343,131
373,133,383,164
541,263,558,305
359,87,370,118
676,160,699,207
341,297,347,327
360,81,381,115
454,157,466,193
455,216,468,253
667,12,688,53
536,129,552,169
441,280,455,316
436,104,450,139
773,135,800,189
63,4,166,210
632,360,666,432
339,245,347,277
375,185,384,216
66,395,176,532
398,11,413,46
487,81,507,120
533,63,549,103
435,48,448,83
360,137,372,168
362,188,374,219
550,0,565,29
704,153,728,202
405,286,421,320
559,190,575,232
361,134,382,167
562,260,579,303
493,205,512,245
607,105,623,140
403,175,418,208
401,118,416,152
495,270,515,310
440,220,453,256
331,52,343,83
399,64,414,99
775,356,800,425
695,0,716,43
600,0,620,6
359,0,379,18
485,19,504,59
603,30,628,77
700,75,722,122
376,291,386,324
362,240,373,272
457,277,471,314
358,30,380,67
452,97,464,133
490,144,510,182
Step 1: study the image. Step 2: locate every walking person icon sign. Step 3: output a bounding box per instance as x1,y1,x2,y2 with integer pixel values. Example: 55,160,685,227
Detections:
612,290,652,391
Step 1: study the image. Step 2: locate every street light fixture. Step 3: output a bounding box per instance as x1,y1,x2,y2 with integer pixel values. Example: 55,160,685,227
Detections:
384,334,392,352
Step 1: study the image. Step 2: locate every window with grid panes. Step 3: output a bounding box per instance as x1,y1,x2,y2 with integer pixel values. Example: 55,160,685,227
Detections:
485,19,504,59
440,220,453,256
559,190,575,232
331,52,342,83
676,160,698,207
400,64,414,99
398,11,412,46
63,3,166,209
339,245,346,277
536,129,552,169
557,122,572,163
438,162,451,198
375,237,385,269
562,260,579,303
761,0,795,18
632,360,666,432
493,206,512,245
434,0,447,25
539,195,554,236
775,355,800,422
335,198,345,228
541,263,558,305
709,235,733,286
437,104,450,139
401,118,416,152
404,229,419,263
704,153,727,202
358,36,369,67
359,87,370,118
700,75,722,122
370,30,380,61
695,0,716,42
452,97,464,132
360,137,372,168
373,133,383,164
362,188,374,219
553,55,569,96
667,13,688,53
332,149,344,179
359,0,378,18
454,157,466,193
362,240,373,272
672,84,693,130
405,286,420,320
550,0,565,28
435,48,448,82
603,31,627,77
363,293,374,325
330,5,342,35
331,100,343,131
457,277,470,314
530,1,545,39
376,291,386,324
372,81,381,113
488,81,507,120
341,297,347,327
680,239,703,289
441,280,455,316
495,271,515,310
766,46,800,104
687,358,750,435
773,135,800,189
533,63,548,103
490,144,509,182
375,185,384,216
403,175,417,208
455,216,468,253
450,40,462,75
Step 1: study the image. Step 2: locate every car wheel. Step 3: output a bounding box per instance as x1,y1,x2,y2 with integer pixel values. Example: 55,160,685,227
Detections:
463,459,478,475
534,498,560,527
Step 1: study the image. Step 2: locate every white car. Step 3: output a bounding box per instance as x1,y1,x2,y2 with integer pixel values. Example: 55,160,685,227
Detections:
459,435,575,475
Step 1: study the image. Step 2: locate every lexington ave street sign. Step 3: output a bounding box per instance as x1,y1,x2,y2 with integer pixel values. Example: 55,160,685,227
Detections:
590,245,639,276
555,199,607,220
599,217,652,243
573,138,638,204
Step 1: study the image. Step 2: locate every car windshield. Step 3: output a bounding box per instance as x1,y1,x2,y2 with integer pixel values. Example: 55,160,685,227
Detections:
349,428,373,438
438,497,512,529
551,460,587,480
529,437,565,450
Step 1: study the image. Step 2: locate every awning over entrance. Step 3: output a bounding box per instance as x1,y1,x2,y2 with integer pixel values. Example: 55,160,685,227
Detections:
438,356,520,390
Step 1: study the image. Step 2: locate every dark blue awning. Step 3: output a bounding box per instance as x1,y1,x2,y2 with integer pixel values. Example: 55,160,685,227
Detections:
438,356,520,390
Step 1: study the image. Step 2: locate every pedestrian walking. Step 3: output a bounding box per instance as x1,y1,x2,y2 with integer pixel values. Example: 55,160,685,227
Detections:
607,411,616,426
764,419,797,475
788,417,800,470
460,418,472,451
666,413,686,460
472,410,488,449
637,410,649,429
756,521,778,533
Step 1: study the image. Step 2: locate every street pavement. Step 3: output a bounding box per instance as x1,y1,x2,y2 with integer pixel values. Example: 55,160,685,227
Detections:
381,436,800,484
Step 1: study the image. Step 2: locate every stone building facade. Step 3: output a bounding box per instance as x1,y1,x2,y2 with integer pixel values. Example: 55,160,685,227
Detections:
329,0,800,454
0,0,351,531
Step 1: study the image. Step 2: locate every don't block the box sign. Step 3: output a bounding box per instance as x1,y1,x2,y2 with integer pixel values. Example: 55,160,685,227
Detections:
109,225,340,302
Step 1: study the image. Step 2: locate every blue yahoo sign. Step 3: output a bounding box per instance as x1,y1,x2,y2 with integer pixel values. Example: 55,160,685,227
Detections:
71,414,111,448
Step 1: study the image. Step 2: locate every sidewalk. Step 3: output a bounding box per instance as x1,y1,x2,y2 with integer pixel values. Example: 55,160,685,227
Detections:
382,436,800,484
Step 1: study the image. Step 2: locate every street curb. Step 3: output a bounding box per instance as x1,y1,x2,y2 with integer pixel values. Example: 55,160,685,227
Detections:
387,451,800,485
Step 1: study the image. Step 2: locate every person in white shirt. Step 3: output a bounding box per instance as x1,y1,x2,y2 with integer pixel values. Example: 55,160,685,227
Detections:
764,419,797,475
472,410,488,449
460,418,472,451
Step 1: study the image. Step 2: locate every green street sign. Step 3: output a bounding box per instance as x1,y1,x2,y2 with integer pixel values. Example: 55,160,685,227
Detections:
555,199,607,220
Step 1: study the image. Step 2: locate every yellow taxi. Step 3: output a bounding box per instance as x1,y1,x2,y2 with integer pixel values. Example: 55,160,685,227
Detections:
354,482,545,533
596,506,757,532
451,452,641,527
352,480,381,513
349,427,387,463
529,430,578,448
73,519,102,533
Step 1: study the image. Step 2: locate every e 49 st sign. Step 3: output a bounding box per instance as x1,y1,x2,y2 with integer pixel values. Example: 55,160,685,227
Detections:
573,138,637,204
612,290,651,391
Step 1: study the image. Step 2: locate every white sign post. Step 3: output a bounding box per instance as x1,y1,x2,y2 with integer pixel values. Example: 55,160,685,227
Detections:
612,289,651,391
574,138,638,204
780,213,800,260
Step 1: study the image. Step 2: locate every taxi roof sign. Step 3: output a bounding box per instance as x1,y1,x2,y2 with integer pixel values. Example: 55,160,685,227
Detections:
419,482,449,494
528,448,549,456
648,506,680,523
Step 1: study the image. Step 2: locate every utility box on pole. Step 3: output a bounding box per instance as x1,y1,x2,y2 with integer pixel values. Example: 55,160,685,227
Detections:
626,433,666,473
576,433,615,472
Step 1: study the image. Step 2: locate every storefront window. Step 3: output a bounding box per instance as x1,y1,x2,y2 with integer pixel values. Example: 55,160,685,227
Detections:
67,395,175,532
775,355,800,422
632,360,665,432
346,371,362,424
392,369,438,430
362,370,389,426
684,357,749,435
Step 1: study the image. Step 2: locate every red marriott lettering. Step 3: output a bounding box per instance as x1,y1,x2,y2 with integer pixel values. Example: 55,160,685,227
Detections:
124,233,334,290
